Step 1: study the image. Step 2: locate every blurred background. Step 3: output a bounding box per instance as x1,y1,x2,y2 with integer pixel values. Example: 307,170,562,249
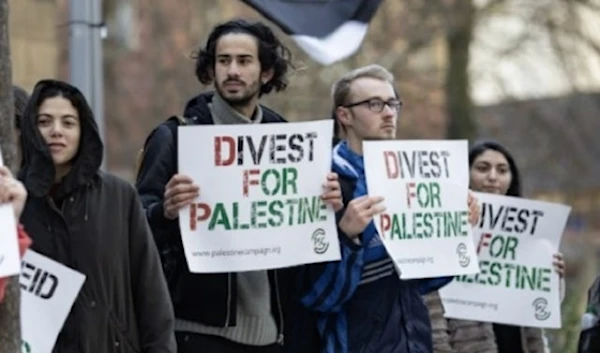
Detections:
10,0,600,350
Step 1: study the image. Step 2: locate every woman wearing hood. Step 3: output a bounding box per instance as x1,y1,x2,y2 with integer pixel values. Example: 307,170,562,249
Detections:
18,79,176,353
426,141,566,353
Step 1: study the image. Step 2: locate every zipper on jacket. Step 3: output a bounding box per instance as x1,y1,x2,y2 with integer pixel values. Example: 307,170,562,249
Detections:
224,273,232,326
274,270,284,345
47,197,75,268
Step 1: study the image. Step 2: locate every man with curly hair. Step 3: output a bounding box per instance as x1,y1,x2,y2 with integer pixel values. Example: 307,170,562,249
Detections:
136,19,340,353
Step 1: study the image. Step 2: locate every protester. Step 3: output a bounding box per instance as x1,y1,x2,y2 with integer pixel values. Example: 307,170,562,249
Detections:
425,140,566,353
0,166,31,304
136,19,342,353
18,79,175,353
578,273,600,353
297,64,479,353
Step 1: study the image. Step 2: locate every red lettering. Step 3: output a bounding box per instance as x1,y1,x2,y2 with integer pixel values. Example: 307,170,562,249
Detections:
406,182,416,208
243,169,260,197
189,203,211,231
384,151,399,179
477,233,492,254
380,213,391,238
215,136,235,166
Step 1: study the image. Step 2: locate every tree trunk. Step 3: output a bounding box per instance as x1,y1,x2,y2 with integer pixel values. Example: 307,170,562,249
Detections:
0,0,21,352
444,0,476,140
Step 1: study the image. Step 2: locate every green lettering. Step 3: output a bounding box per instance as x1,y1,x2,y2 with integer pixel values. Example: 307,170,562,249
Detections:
268,200,284,227
503,263,516,288
319,200,327,221
488,261,502,286
252,201,268,228
477,260,489,285
283,167,298,195
390,214,402,240
503,236,519,260
430,182,441,207
413,212,423,239
261,169,281,196
208,203,231,230
460,210,468,236
422,212,433,238
540,268,552,292
285,199,299,225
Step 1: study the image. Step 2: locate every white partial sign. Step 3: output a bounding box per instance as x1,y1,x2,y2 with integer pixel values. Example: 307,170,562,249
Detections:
20,250,86,353
0,149,19,278
363,140,479,279
178,120,340,273
439,193,570,328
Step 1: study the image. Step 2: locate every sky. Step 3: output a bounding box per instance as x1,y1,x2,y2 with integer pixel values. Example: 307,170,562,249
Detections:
469,0,600,105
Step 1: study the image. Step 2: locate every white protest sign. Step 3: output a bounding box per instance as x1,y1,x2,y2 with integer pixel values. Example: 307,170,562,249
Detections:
20,250,86,353
0,149,20,278
178,120,340,273
363,140,479,279
439,192,570,328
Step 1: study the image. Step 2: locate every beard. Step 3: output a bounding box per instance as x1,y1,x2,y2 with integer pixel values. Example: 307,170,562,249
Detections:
215,78,260,108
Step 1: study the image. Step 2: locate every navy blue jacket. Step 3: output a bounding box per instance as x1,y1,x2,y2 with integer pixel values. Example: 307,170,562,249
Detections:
298,141,452,353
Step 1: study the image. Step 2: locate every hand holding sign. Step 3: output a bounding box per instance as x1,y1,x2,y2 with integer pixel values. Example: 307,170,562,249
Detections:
163,174,200,220
467,191,480,226
339,195,386,240
0,166,27,222
321,173,343,212
178,120,341,272
553,252,565,278
0,163,22,278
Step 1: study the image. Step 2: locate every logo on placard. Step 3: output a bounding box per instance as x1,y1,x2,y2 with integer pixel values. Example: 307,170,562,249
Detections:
21,340,31,353
312,228,329,254
456,242,470,267
533,297,551,321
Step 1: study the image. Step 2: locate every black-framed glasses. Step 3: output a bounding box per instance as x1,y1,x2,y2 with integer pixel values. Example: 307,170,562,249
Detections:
343,98,403,113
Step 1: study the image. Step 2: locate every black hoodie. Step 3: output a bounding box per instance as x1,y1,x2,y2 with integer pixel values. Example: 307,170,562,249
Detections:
18,80,176,353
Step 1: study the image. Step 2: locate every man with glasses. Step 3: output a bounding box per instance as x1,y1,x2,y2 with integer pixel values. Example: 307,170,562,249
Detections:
298,64,477,353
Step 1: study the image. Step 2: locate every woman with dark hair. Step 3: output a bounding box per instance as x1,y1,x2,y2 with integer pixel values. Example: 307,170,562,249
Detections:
426,141,566,353
18,79,175,353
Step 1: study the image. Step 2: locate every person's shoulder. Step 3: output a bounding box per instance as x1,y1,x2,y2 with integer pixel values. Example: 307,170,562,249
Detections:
97,172,137,197
261,105,288,123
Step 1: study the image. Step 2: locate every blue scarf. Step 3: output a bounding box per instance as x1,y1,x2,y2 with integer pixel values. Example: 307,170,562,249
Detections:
332,141,387,263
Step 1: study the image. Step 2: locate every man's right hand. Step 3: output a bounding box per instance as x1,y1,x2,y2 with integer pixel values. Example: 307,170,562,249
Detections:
163,174,200,220
338,195,386,241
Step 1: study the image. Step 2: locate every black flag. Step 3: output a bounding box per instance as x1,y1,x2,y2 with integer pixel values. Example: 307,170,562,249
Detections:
241,0,383,65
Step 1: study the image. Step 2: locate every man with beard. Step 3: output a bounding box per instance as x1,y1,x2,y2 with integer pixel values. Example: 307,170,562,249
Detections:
136,19,342,353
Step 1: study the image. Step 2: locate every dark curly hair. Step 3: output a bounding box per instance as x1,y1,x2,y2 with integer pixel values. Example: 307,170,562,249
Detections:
194,18,294,96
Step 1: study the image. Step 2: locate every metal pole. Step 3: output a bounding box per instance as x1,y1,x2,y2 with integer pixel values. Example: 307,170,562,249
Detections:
90,0,105,170
69,0,92,99
69,0,106,170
